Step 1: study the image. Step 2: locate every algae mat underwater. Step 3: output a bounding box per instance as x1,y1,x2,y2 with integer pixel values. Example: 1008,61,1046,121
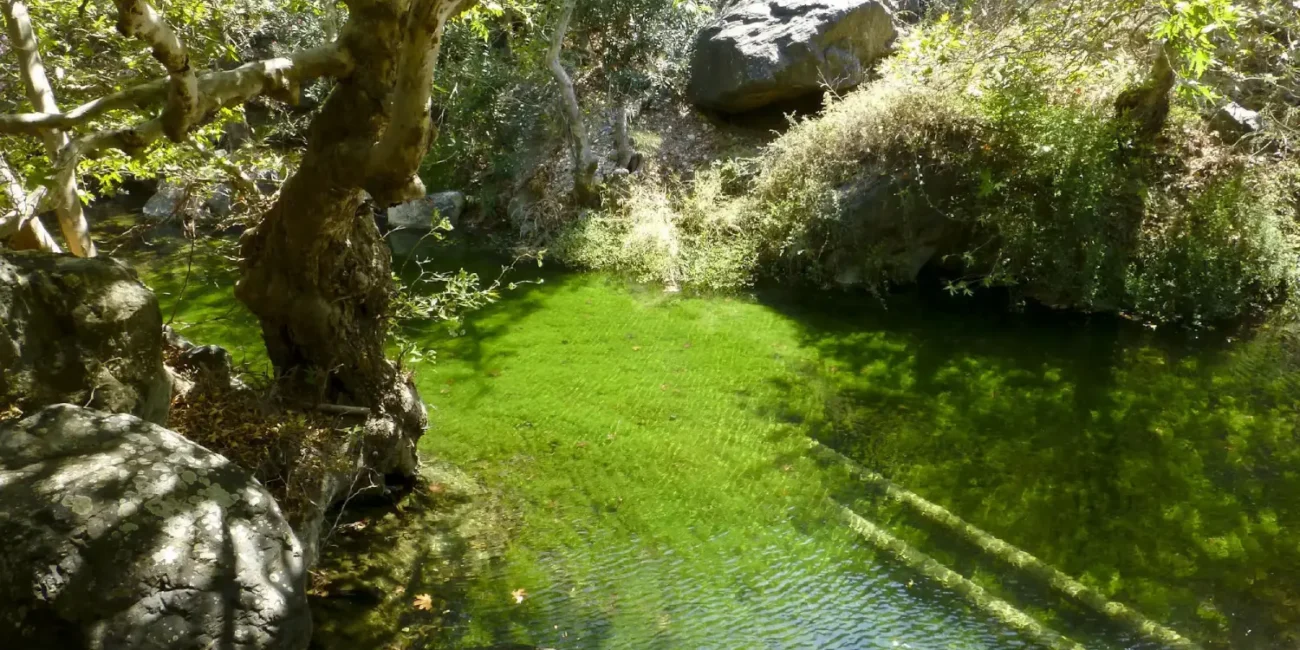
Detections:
137,239,1300,649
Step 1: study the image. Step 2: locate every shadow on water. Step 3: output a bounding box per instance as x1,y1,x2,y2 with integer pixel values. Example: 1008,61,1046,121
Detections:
753,280,1300,649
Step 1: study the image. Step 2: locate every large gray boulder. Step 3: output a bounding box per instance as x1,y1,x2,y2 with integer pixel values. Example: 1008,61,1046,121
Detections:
688,0,899,114
0,251,170,424
0,405,310,650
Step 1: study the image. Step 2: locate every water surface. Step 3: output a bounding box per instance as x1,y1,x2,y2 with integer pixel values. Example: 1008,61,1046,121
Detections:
135,238,1300,649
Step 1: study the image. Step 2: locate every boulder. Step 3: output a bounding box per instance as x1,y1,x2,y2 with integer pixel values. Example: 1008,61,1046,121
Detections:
0,251,170,424
144,182,237,221
204,183,235,219
141,181,189,221
386,191,466,231
1210,101,1263,139
0,404,310,650
821,172,955,286
688,0,899,114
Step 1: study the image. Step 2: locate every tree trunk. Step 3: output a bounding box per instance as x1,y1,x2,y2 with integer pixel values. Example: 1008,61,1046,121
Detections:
237,0,470,483
1,0,96,257
613,102,634,169
1114,46,1176,142
548,0,599,207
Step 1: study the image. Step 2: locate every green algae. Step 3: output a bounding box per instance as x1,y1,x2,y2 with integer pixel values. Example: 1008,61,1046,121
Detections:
130,237,1300,649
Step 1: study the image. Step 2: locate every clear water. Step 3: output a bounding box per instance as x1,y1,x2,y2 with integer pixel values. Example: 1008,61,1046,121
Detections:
134,237,1300,649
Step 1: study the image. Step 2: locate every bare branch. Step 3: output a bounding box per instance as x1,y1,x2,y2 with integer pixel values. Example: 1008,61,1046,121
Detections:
2,0,95,256
111,0,199,142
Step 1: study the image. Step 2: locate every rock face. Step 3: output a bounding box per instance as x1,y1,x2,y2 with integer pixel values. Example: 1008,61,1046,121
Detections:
386,191,467,231
0,251,170,424
826,173,954,285
0,405,310,650
688,0,899,114
143,181,237,221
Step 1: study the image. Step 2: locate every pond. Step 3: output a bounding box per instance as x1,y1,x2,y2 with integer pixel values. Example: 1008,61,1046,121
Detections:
131,234,1299,649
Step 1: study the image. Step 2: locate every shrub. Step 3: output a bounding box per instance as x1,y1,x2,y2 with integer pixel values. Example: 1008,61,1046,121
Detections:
746,13,1300,324
553,163,761,291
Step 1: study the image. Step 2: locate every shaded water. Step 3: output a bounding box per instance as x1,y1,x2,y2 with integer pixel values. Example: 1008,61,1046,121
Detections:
133,236,1299,649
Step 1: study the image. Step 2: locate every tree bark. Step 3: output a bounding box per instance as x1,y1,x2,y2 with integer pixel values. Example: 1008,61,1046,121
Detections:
613,102,634,169
237,0,474,481
110,0,199,142
1,0,95,257
547,0,599,207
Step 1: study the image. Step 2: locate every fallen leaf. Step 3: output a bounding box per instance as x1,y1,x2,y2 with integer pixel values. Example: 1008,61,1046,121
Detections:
511,588,528,604
632,345,642,351
413,593,433,611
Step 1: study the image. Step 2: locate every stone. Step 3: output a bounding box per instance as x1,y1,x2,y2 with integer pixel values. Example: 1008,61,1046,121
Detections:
688,0,899,114
144,182,238,221
826,172,954,285
1210,101,1263,139
176,345,236,386
0,251,170,424
204,183,235,219
221,118,255,151
386,191,466,231
0,405,310,650
141,181,189,221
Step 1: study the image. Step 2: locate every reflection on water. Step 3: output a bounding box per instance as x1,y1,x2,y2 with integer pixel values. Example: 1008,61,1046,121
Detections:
768,286,1300,649
132,237,1299,649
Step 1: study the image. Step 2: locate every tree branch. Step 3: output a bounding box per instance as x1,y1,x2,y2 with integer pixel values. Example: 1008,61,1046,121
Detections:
547,0,598,207
2,0,95,256
0,45,350,136
364,0,477,206
0,154,60,252
111,0,199,142
49,45,353,218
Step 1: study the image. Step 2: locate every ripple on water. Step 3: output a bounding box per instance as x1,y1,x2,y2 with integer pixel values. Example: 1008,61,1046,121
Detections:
451,527,1037,649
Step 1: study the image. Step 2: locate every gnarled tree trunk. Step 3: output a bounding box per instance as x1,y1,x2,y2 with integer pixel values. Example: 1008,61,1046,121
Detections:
237,0,472,485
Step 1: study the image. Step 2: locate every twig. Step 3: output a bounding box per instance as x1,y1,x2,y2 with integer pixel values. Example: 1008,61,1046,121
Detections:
166,184,198,326
313,403,373,417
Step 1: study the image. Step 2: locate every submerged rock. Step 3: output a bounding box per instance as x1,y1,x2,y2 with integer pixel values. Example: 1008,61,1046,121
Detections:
386,191,466,232
0,404,310,650
0,251,170,424
688,0,899,114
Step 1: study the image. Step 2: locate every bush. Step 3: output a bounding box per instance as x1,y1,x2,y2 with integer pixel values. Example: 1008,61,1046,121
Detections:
553,163,761,291
752,14,1299,324
550,4,1300,325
